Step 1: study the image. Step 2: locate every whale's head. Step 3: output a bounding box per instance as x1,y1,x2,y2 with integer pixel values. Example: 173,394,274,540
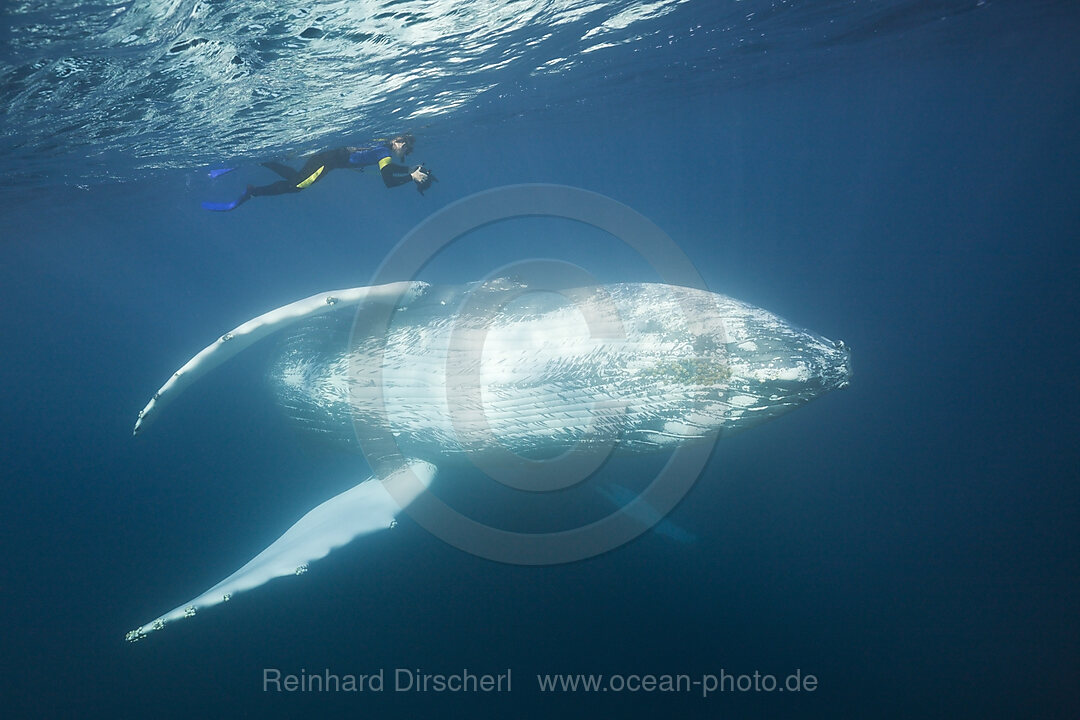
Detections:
702,295,852,435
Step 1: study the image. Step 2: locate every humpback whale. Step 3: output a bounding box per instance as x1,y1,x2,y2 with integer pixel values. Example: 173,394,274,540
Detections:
125,279,850,642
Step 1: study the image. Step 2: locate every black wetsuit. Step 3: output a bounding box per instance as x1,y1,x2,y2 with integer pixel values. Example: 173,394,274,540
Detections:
249,145,414,197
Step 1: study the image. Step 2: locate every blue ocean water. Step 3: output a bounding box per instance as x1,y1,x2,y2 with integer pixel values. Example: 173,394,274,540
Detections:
2,1,1078,717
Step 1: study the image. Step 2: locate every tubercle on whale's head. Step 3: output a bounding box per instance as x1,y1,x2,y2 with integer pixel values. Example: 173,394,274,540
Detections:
833,339,853,390
700,313,851,433
789,330,852,396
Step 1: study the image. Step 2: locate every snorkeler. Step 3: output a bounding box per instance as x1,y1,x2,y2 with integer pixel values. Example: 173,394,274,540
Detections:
202,134,436,211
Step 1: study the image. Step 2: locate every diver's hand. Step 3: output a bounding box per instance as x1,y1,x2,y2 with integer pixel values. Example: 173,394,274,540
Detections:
411,164,437,194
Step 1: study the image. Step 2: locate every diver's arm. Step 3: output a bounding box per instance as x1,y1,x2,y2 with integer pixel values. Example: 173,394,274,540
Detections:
380,162,416,188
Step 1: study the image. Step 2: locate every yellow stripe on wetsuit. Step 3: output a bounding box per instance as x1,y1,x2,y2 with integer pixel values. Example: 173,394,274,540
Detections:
295,165,325,189
378,156,393,170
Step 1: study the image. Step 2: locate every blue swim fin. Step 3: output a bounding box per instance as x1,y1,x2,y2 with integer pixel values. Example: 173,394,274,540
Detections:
208,167,236,179
201,186,252,212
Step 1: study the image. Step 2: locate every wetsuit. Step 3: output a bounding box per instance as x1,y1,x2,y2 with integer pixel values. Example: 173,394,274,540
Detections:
250,145,415,198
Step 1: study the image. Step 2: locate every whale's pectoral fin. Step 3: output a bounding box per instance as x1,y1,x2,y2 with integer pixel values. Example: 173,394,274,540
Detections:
132,281,427,435
126,460,436,642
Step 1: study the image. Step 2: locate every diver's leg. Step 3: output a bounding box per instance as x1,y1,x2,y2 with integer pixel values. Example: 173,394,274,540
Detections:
261,162,300,182
249,180,300,197
202,180,295,211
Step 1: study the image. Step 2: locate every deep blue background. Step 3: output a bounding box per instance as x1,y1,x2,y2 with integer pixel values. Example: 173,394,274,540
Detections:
1,3,1078,718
